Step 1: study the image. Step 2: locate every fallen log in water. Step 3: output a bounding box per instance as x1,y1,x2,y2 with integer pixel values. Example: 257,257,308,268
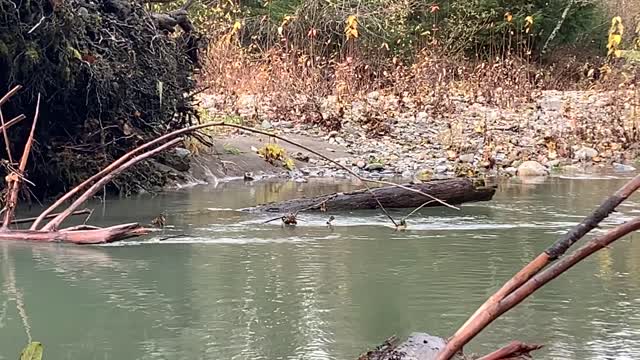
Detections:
0,224,150,244
247,179,496,213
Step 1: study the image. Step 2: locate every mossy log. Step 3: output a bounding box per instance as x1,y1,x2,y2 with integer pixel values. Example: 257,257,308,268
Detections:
247,179,496,213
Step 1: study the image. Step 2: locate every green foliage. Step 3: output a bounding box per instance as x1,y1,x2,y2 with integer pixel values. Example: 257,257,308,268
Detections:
194,0,606,60
19,342,43,360
257,142,295,170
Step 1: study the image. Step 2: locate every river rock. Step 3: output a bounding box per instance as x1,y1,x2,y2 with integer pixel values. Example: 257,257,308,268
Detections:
613,162,636,172
435,165,448,174
574,146,598,161
365,163,384,171
261,119,273,129
546,159,561,168
173,147,191,159
504,166,518,175
459,153,474,163
356,160,366,169
517,161,548,177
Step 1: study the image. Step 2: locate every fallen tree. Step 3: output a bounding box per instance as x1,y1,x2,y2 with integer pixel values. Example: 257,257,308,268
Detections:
247,179,496,213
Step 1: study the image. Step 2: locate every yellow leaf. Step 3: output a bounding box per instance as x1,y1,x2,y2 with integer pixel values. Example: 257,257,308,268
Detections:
504,12,513,23
524,15,534,33
345,15,359,40
67,46,82,60
283,158,295,170
232,21,242,33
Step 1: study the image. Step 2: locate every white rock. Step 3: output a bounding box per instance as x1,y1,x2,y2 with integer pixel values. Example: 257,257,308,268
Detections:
574,146,598,161
435,165,448,173
459,153,475,163
517,161,548,177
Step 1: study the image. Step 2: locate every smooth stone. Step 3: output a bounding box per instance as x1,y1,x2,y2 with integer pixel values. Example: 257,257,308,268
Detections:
459,153,475,163
574,146,598,161
435,165,448,174
517,161,548,177
613,163,636,172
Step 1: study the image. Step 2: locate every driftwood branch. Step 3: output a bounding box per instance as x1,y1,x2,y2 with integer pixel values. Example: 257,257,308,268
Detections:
42,138,183,231
0,85,22,107
477,341,543,360
11,209,91,225
436,173,640,360
2,94,40,228
0,223,151,244
0,115,26,134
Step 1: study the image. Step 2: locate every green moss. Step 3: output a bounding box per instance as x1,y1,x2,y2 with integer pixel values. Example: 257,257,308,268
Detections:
0,40,8,61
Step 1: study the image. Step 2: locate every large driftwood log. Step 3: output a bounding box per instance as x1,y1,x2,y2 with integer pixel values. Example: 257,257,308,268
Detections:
248,179,496,213
0,224,150,244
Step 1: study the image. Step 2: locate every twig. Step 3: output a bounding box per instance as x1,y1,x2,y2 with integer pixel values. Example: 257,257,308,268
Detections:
83,208,94,225
0,85,22,107
477,341,543,360
0,114,25,145
0,110,14,164
436,173,640,360
2,94,39,228
42,138,182,231
27,16,45,34
401,200,435,222
10,209,92,225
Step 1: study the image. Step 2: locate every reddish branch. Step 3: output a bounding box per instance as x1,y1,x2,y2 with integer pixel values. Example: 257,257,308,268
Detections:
436,173,640,360
477,341,543,360
11,209,91,225
42,138,183,231
0,115,26,133
2,94,40,228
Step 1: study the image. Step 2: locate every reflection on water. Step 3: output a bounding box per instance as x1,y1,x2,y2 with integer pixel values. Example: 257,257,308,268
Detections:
2,175,640,359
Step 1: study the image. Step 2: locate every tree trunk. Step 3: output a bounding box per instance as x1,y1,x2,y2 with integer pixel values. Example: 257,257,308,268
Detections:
247,179,496,213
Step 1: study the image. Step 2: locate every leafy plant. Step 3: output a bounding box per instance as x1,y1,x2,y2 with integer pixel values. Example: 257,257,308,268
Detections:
20,342,43,360
257,142,295,170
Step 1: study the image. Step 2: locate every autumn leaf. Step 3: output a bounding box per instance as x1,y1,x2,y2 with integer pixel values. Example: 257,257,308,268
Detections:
607,16,624,57
524,15,534,33
283,158,295,170
504,12,513,23
345,15,359,40
430,3,440,13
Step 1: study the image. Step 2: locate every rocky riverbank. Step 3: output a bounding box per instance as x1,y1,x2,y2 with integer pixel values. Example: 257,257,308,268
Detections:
190,88,640,184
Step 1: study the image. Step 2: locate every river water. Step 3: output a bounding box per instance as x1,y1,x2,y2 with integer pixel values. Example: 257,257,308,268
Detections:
2,174,640,360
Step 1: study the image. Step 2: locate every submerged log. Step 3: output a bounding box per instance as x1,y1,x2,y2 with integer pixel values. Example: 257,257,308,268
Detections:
248,179,496,213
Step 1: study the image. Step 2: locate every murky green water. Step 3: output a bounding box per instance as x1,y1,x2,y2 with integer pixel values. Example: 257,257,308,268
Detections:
2,174,640,360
